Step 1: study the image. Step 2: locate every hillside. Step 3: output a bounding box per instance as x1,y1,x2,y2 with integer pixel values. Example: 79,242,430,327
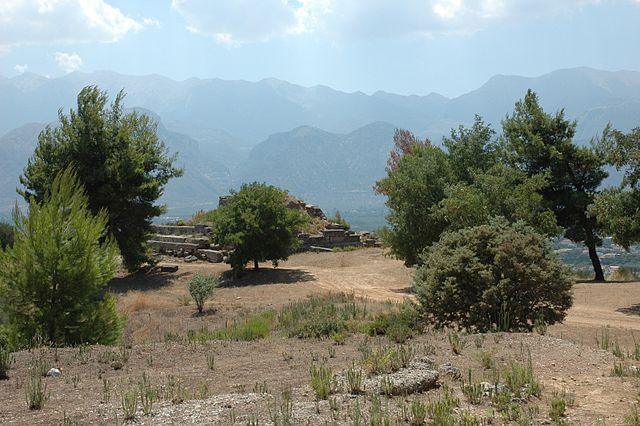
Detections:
1,67,639,225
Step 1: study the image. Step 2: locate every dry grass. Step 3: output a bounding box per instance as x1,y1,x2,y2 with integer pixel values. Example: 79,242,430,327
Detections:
122,290,172,313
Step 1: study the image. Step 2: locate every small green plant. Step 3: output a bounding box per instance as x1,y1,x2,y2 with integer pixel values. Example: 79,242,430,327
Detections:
121,385,138,419
410,400,427,425
346,364,364,394
177,294,191,306
351,399,363,426
309,363,333,400
102,378,111,403
626,403,640,426
253,380,269,394
474,334,485,348
206,352,216,370
504,350,541,398
596,326,611,350
188,274,218,313
380,376,394,396
327,345,336,358
25,372,49,410
549,396,566,424
479,350,495,370
269,388,294,426
460,409,481,426
448,330,466,355
612,340,625,359
139,372,157,416
461,370,483,404
196,380,209,399
426,385,458,425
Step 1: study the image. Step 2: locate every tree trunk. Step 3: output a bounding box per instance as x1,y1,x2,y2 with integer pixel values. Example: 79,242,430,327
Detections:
585,227,605,282
254,258,259,270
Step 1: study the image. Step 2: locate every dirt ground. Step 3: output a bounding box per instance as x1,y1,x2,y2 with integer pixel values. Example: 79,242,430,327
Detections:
1,248,640,425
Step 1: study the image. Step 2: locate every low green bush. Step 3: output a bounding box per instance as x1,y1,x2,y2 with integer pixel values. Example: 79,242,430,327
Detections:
414,222,573,332
188,274,218,313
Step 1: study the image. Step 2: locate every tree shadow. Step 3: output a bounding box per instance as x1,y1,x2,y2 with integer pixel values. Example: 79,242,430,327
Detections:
390,287,413,295
108,269,188,292
617,304,640,316
220,268,316,288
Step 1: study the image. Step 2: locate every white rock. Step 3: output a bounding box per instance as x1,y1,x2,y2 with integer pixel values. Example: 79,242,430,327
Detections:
46,367,62,377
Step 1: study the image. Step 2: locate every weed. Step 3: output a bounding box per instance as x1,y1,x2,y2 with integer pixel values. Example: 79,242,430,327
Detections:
25,372,49,410
380,376,394,396
121,385,138,419
253,381,269,394
351,399,363,426
269,388,294,426
460,409,481,426
331,330,347,345
626,403,640,426
479,350,495,370
448,330,466,355
309,363,333,400
328,345,336,358
461,370,483,404
206,352,216,370
71,373,80,389
139,372,157,415
177,294,191,306
474,334,485,349
426,385,459,425
596,326,611,350
613,340,625,359
410,400,427,425
346,364,365,394
504,350,541,398
196,380,209,399
549,396,566,423
102,378,111,403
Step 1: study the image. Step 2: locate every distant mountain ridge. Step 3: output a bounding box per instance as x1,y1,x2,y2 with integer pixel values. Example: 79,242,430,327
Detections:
1,67,639,227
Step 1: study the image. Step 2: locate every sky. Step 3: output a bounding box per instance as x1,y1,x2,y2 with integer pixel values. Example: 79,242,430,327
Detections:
1,0,640,97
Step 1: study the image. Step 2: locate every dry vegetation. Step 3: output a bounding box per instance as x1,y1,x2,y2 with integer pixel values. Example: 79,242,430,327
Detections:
2,248,640,425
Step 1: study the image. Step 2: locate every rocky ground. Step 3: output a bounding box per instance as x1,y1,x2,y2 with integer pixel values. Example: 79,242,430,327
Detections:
1,248,639,425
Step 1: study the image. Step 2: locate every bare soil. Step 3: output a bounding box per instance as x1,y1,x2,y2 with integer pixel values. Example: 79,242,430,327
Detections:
1,248,639,425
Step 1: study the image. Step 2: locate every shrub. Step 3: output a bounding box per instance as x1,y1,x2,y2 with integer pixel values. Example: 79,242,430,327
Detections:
413,222,573,332
188,274,218,313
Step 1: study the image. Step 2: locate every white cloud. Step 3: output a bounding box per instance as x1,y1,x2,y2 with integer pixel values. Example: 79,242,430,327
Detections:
14,63,28,73
0,0,150,52
172,0,608,45
54,51,82,73
171,0,331,46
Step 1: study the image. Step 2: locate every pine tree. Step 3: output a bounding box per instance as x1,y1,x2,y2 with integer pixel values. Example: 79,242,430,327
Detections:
0,168,122,346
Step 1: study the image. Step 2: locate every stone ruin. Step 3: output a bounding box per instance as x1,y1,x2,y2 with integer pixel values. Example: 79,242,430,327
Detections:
148,196,381,262
147,224,226,263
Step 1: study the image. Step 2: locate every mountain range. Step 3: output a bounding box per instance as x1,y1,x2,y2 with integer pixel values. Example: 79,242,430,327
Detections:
1,67,639,229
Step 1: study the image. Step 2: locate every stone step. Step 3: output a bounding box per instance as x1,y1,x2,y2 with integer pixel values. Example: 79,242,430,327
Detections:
148,240,200,254
151,234,210,248
151,224,211,236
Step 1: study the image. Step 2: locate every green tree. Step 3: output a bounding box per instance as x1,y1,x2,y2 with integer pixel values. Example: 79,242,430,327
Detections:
0,169,122,346
413,221,573,332
590,126,640,249
211,183,309,272
375,143,454,266
19,86,182,271
375,117,556,267
502,90,608,281
0,222,13,249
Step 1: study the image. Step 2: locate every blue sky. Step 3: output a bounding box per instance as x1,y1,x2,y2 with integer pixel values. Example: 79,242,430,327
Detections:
1,0,640,97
